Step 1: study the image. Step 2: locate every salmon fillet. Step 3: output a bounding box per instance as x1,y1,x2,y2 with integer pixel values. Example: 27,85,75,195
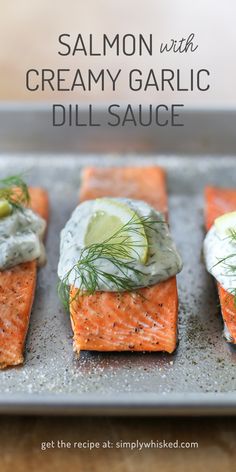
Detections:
70,166,178,353
0,188,49,369
205,186,236,343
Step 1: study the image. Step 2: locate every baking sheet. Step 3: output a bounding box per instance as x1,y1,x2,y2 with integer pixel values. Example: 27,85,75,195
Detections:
0,154,236,415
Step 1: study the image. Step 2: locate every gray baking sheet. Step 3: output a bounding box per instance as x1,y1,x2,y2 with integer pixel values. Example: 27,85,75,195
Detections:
0,154,236,415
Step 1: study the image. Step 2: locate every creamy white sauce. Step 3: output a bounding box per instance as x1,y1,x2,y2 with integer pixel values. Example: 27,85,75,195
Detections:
204,225,236,293
0,208,46,270
58,198,183,291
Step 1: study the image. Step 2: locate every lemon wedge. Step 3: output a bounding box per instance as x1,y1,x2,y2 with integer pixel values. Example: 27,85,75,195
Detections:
215,211,236,239
0,199,12,218
84,198,148,264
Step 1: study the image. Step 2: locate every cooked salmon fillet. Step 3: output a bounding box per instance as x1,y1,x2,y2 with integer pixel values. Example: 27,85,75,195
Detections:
0,188,49,369
70,166,178,353
205,186,236,343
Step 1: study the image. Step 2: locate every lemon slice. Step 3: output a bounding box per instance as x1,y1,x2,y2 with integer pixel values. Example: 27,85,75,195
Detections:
215,211,236,239
84,198,148,263
0,199,12,218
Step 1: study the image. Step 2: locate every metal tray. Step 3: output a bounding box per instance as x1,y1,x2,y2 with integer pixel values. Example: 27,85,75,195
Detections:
0,106,236,416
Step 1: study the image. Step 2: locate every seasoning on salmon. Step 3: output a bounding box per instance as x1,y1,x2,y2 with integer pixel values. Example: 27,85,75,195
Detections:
205,186,236,343
0,188,49,369
69,166,179,353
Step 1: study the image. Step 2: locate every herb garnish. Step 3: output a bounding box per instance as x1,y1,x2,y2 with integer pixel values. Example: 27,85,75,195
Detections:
212,228,236,306
0,174,30,210
58,214,162,309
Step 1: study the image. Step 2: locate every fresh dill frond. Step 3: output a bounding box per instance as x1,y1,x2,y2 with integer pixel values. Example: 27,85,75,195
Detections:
212,228,236,306
0,174,30,210
58,214,162,310
229,228,236,242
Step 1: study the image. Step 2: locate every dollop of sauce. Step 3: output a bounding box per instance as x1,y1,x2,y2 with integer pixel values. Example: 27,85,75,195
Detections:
204,225,236,293
58,198,183,291
0,208,46,270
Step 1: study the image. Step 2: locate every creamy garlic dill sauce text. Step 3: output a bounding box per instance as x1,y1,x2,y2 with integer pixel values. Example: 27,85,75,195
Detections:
58,198,183,291
0,208,46,270
204,226,236,293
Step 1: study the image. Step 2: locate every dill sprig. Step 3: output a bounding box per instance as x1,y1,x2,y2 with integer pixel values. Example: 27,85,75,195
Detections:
212,228,236,306
58,214,162,310
229,228,236,242
0,174,30,210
